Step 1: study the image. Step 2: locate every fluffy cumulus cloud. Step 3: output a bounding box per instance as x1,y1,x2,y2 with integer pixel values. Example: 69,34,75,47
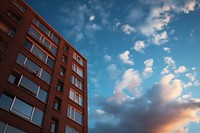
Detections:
90,73,200,133
119,50,134,65
174,66,187,74
134,40,146,53
142,58,154,78
109,68,142,104
89,15,95,21
121,24,135,35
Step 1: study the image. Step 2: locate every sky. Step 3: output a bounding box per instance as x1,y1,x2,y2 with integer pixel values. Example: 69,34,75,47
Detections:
25,0,200,133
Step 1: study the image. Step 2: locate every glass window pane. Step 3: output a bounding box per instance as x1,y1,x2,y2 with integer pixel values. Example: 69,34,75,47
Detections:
12,98,33,120
67,106,71,117
75,111,83,124
65,125,73,133
25,59,41,74
16,53,26,65
44,39,51,48
8,72,21,85
32,108,44,126
0,121,5,133
19,76,38,95
23,39,32,51
52,34,60,44
37,89,47,103
32,45,47,62
0,94,13,110
38,22,49,35
69,90,74,101
50,45,57,56
28,27,41,40
41,70,51,84
47,57,54,68
5,125,25,133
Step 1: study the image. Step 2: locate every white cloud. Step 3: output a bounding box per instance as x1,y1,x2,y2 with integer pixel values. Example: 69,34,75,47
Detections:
163,47,171,53
109,68,142,104
104,55,112,62
89,15,95,21
96,109,105,115
119,50,134,65
174,66,187,74
164,56,176,69
107,64,120,79
161,67,170,75
181,0,197,13
134,41,146,53
121,24,135,35
182,82,193,89
152,31,168,45
142,58,154,78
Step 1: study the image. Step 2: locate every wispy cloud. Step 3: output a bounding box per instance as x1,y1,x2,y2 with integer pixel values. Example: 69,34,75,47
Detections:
142,58,154,78
121,24,135,35
119,50,134,65
163,47,171,53
106,64,120,79
104,55,112,62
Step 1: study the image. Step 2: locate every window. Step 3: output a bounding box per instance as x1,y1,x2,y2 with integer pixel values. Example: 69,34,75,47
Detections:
23,39,55,68
8,71,48,103
73,52,83,66
50,119,58,133
72,64,83,78
64,45,69,52
10,0,27,13
0,93,44,126
54,98,61,110
62,55,68,63
67,106,83,125
33,18,49,35
65,125,79,133
28,27,58,56
0,20,15,38
69,89,83,106
7,11,21,23
51,33,60,44
16,53,52,84
0,40,9,53
0,121,25,133
60,67,66,77
71,75,83,90
56,81,64,92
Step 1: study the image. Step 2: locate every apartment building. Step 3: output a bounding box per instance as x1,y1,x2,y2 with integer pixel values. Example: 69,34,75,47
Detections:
0,0,88,132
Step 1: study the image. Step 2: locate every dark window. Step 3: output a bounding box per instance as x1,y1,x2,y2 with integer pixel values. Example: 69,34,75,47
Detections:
64,45,69,52
0,20,15,38
6,125,25,133
50,45,57,56
8,71,21,85
0,121,5,133
23,39,33,50
31,108,44,126
50,119,58,133
38,22,49,35
0,40,8,53
62,55,68,63
32,45,47,62
56,81,64,92
60,68,66,77
8,11,21,23
47,57,55,68
28,27,41,40
16,53,26,65
54,98,61,110
0,94,13,110
10,0,27,13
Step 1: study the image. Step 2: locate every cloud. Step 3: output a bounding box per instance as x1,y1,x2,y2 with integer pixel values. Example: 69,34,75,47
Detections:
181,0,197,13
164,56,176,69
90,73,200,133
152,31,168,45
119,50,134,65
109,68,142,104
134,40,146,53
174,66,187,74
89,15,95,21
107,64,120,79
142,58,154,78
163,47,171,53
121,24,135,35
104,55,112,62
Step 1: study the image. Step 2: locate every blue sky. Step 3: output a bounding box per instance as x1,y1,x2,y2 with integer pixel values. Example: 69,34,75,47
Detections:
25,0,200,132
